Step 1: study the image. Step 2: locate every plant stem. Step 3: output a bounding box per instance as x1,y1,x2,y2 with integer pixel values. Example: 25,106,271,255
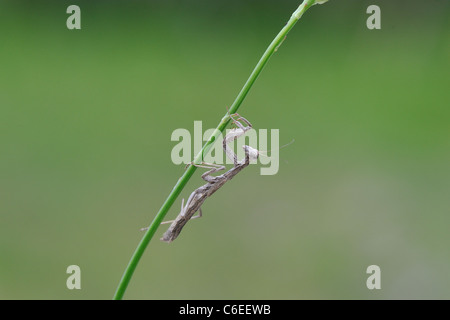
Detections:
113,0,318,300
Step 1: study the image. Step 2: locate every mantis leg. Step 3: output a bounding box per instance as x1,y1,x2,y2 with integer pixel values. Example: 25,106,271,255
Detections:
159,197,186,225
192,162,225,183
229,113,252,132
190,206,203,220
223,115,253,166
145,193,201,230
160,198,203,224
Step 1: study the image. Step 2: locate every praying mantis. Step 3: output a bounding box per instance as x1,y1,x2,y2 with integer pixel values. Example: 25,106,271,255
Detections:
150,113,260,243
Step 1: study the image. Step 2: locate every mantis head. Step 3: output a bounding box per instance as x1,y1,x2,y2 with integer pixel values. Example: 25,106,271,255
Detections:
242,145,259,160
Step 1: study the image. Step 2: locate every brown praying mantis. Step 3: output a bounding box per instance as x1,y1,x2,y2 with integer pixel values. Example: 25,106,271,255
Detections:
143,113,259,243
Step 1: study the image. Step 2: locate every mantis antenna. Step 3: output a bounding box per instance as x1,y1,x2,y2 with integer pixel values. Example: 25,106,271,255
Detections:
258,139,295,157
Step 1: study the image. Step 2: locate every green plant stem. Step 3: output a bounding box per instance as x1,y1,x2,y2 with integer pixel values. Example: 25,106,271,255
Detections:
113,0,317,300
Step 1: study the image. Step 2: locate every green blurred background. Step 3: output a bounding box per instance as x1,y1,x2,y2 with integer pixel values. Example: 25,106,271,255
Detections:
0,0,449,299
